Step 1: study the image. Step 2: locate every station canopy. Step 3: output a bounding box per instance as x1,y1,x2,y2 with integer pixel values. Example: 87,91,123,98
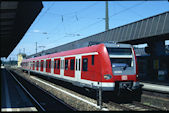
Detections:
0,1,43,58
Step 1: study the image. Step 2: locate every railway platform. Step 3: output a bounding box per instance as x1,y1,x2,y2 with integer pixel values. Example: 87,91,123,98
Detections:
1,66,37,112
140,80,169,93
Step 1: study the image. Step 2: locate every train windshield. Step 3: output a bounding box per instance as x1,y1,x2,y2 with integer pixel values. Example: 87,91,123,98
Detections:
110,58,132,68
107,48,132,55
107,47,135,75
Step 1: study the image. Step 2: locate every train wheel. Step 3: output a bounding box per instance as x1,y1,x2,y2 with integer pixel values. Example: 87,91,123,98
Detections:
133,86,142,102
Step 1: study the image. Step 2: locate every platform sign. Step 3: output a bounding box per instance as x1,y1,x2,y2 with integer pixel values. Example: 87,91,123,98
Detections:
158,70,167,81
153,60,159,70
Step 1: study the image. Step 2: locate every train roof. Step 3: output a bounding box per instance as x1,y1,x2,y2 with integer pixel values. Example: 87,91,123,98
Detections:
23,44,105,62
22,43,132,62
88,41,132,48
104,43,132,48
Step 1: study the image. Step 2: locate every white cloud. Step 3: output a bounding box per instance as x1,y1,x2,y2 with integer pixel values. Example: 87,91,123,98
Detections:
33,29,40,33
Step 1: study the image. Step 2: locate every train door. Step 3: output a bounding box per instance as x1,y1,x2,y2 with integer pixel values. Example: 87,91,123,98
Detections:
36,61,39,71
44,60,46,73
60,57,64,78
40,60,44,72
75,55,81,81
33,61,35,70
30,61,33,70
51,58,54,74
54,58,61,75
46,59,51,73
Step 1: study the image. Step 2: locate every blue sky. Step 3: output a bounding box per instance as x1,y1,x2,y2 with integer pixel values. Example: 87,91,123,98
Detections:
2,1,169,61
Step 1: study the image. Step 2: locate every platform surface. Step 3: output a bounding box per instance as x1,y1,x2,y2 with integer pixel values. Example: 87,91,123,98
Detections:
140,81,169,93
1,67,37,111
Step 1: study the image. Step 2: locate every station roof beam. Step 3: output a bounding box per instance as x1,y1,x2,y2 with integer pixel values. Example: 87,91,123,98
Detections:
0,1,43,58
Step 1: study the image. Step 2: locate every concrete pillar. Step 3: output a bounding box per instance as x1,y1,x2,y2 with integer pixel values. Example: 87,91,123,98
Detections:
148,41,166,56
147,40,167,81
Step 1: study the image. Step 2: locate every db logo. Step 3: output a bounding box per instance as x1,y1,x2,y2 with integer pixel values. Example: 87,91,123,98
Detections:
122,75,128,80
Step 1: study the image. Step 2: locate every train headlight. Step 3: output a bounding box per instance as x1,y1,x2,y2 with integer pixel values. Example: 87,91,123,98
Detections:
136,74,139,78
136,74,139,81
104,74,112,80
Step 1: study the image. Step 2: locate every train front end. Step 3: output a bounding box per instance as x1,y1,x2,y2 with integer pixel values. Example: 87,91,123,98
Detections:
104,43,140,93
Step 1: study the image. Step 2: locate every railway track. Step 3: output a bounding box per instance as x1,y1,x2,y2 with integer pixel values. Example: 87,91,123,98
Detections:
132,101,163,111
30,72,166,111
140,90,169,110
108,101,163,111
142,89,169,100
8,68,108,111
7,69,77,111
8,67,168,111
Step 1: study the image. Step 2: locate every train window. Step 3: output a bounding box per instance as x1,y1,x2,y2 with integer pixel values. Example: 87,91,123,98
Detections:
70,59,75,70
41,61,43,68
33,61,35,69
79,59,81,71
76,59,78,71
63,60,65,69
61,60,63,69
61,60,62,69
65,59,68,70
46,60,48,68
57,60,60,69
82,58,88,71
49,60,51,69
54,60,57,69
92,55,94,65
107,48,132,55
37,61,39,67
60,60,62,69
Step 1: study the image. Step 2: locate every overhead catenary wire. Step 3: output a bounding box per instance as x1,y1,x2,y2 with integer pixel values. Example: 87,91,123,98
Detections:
41,2,100,40
47,2,99,16
41,2,146,50
31,1,91,37
32,2,55,27
46,2,100,34
115,2,144,18
109,1,145,19
45,2,99,25
72,1,146,34
32,1,146,52
46,1,146,49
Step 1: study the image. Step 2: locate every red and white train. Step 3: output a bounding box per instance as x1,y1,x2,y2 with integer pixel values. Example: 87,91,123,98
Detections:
21,43,140,93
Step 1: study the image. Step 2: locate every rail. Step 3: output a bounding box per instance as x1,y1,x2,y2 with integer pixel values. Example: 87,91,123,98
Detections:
7,69,77,111
9,67,168,111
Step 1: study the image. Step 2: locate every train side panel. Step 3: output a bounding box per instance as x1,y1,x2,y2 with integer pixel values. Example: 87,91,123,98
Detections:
81,54,101,81
64,57,75,78
98,44,114,82
54,58,61,75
